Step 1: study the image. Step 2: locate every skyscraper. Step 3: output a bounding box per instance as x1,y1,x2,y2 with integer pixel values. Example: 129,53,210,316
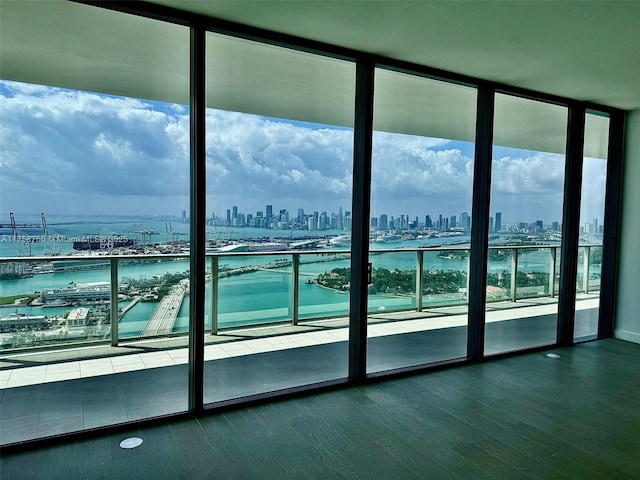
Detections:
266,204,273,227
380,214,388,230
460,212,469,231
495,212,502,232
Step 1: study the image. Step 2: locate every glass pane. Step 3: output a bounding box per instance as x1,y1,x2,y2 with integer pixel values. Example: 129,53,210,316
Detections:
368,68,476,373
485,94,567,355
204,33,354,404
0,3,190,445
575,113,609,341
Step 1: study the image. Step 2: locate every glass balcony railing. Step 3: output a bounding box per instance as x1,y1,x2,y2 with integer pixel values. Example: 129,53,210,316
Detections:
0,244,601,353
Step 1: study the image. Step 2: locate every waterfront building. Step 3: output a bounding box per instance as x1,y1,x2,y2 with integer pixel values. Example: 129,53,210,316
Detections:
0,313,48,333
66,307,90,327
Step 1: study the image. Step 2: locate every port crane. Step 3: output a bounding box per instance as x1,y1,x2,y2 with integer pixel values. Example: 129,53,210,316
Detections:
40,212,62,256
9,212,32,256
124,224,159,245
165,222,188,242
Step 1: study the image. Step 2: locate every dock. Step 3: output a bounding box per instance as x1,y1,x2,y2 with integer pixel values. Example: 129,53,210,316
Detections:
141,280,187,336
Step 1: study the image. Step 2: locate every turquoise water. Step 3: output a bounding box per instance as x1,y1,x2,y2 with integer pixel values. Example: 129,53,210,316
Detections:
1,214,566,338
1,246,561,337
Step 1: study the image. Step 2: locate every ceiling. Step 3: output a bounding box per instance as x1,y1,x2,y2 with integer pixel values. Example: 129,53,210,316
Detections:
155,0,640,111
0,0,633,157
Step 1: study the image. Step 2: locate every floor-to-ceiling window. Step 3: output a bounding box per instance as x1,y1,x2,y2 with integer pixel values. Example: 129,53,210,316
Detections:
574,112,610,341
203,33,355,403
367,68,477,372
0,2,190,444
484,94,568,355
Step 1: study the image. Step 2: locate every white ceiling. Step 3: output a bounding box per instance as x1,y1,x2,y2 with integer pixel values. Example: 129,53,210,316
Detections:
0,0,631,157
156,0,640,111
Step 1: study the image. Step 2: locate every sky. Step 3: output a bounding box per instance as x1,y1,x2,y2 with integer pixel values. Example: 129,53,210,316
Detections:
0,80,607,226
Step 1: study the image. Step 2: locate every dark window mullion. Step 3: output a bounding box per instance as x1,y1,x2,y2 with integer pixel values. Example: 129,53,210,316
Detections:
349,60,374,381
468,85,495,360
189,24,206,413
557,104,586,346
598,110,626,339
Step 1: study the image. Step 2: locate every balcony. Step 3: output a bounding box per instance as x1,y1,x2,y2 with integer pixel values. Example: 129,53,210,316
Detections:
0,245,601,445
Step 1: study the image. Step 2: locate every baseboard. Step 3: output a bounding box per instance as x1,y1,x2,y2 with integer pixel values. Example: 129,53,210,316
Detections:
614,329,640,344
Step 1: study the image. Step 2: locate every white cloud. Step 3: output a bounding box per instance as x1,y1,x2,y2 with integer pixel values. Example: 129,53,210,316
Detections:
492,153,565,195
0,79,606,223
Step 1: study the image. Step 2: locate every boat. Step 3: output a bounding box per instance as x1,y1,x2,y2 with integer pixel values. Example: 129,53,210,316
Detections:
73,237,135,251
42,299,72,308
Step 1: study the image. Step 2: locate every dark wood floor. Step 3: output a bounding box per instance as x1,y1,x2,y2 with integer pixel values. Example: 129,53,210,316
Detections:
1,338,638,479
0,309,598,446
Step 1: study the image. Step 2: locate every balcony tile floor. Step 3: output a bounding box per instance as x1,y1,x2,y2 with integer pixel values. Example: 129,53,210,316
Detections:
1,298,599,446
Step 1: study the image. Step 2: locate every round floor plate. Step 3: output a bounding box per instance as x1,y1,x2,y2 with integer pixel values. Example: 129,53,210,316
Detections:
120,437,143,449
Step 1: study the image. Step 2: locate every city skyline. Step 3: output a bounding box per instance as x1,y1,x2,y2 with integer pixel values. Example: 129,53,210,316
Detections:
1,79,607,226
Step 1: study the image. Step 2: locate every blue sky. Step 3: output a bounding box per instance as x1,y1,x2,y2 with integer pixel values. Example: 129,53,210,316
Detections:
0,80,606,226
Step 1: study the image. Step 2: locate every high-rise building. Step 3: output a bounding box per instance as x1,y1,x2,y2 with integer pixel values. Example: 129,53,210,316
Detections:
460,212,470,231
226,209,231,225
495,212,502,232
380,214,388,230
266,204,273,227
232,206,238,220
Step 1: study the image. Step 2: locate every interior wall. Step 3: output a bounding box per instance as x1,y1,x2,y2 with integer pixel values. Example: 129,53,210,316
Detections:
615,109,640,343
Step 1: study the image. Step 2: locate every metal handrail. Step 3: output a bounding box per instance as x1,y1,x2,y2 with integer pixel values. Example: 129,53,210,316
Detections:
0,243,603,352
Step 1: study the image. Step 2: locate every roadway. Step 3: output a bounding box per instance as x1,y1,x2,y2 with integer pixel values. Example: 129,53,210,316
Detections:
141,280,187,336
